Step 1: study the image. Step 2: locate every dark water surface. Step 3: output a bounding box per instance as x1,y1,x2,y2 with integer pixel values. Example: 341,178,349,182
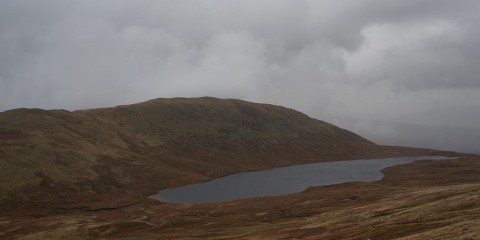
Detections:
152,156,453,204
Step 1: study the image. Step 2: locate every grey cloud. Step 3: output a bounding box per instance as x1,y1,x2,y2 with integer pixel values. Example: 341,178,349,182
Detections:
1,0,480,152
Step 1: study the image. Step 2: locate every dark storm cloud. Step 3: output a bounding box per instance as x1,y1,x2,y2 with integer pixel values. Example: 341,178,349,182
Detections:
1,0,480,151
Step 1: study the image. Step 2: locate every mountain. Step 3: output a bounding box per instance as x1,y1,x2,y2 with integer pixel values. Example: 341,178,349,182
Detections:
2,97,478,240
0,97,398,209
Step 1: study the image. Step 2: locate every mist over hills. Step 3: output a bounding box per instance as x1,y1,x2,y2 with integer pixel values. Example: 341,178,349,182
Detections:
333,116,480,154
2,1,480,238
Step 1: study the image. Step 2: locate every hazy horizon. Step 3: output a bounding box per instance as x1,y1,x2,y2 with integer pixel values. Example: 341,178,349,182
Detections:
1,0,479,153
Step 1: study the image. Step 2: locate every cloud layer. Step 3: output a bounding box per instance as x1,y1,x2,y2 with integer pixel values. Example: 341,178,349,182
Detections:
1,0,480,151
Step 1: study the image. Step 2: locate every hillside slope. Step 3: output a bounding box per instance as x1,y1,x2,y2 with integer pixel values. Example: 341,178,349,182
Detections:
0,97,382,209
2,97,475,240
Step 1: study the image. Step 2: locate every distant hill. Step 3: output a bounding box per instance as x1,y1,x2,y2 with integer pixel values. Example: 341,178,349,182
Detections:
0,97,427,209
333,116,480,153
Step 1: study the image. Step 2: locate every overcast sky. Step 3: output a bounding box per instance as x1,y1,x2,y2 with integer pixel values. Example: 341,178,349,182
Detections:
1,1,480,151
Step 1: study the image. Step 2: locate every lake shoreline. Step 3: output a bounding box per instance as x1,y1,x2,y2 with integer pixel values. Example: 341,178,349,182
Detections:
152,156,455,204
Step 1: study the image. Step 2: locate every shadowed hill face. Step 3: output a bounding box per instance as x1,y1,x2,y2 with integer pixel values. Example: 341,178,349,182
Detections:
0,97,375,209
